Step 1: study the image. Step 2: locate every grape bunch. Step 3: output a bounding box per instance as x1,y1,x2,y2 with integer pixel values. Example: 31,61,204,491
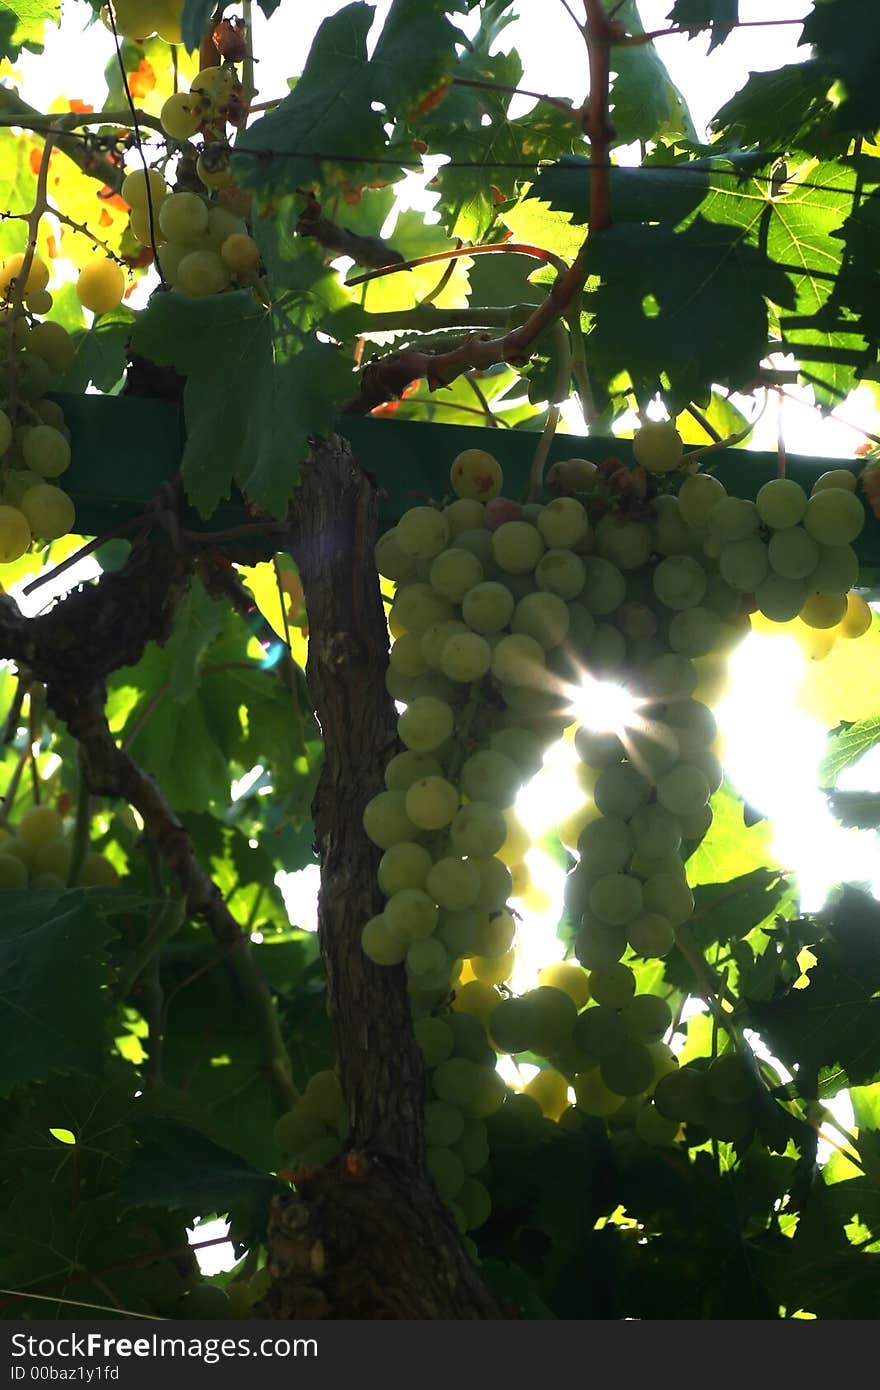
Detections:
361,434,870,1180
121,172,260,297
0,251,87,561
0,804,119,890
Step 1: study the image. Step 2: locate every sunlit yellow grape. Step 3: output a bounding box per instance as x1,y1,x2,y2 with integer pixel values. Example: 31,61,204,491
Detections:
220,233,260,276
538,961,591,1010
20,484,75,541
76,260,126,314
161,91,201,140
523,1069,570,1120
0,252,50,296
121,167,169,211
837,591,872,639
28,321,74,375
799,591,848,630
450,448,503,501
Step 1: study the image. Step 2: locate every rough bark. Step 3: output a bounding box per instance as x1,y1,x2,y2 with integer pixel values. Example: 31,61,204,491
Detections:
271,434,504,1319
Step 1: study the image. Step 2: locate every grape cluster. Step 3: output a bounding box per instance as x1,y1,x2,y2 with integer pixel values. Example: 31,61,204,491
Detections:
362,435,870,1180
0,252,84,560
0,804,119,890
273,1069,349,1168
122,172,259,297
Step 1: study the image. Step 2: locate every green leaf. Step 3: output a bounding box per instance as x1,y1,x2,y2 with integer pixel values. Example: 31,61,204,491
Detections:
119,1117,285,1223
824,789,880,828
607,1,698,146
55,306,135,395
749,886,880,1090
802,0,880,134
711,62,846,158
131,269,354,518
0,890,116,1095
370,0,465,120
163,579,227,704
232,4,390,200
0,0,58,60
686,780,777,885
667,0,738,51
582,216,794,408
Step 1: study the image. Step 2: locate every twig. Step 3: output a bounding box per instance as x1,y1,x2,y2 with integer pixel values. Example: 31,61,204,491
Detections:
684,403,722,444
451,75,576,116
617,18,808,45
345,239,568,289
528,403,562,501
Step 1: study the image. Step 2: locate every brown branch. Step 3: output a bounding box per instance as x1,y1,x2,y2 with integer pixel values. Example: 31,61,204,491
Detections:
345,239,567,289
451,75,577,116
582,0,615,235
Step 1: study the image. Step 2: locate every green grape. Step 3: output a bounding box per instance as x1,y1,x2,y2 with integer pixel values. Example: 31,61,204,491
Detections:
426,856,481,911
22,424,70,479
361,915,407,964
754,574,809,622
396,505,451,560
800,591,847,629
449,801,506,858
175,250,230,296
414,1016,455,1067
429,547,483,601
511,590,570,649
635,1101,680,1146
406,937,449,977
803,487,865,545
461,580,515,634
219,233,260,276
205,207,248,250
420,633,470,679
767,526,819,579
573,1067,626,1116
391,582,454,634
524,985,578,1054
662,698,716,753
444,498,485,535
678,472,726,528
708,496,759,542
651,493,691,555
600,1039,655,1096
362,790,418,849
626,912,675,957
426,1145,466,1199
389,632,429,678
625,724,680,780
437,908,481,957
630,803,682,858
397,696,455,752
440,631,492,682
491,520,545,574
453,1117,490,1173
17,805,64,846
755,477,807,528
0,854,27,889
384,888,438,942
28,321,74,374
642,872,694,925
621,993,672,1043
424,1099,465,1146
593,763,651,818
432,1055,482,1107
375,530,418,582
450,448,503,501
707,1052,752,1103
678,803,713,839
384,750,443,791
470,855,513,912
460,750,521,808
489,725,545,774
574,726,624,766
642,653,697,700
159,191,209,243
656,763,710,816
588,961,636,1009
457,1177,492,1230
652,555,707,610
632,420,683,473
577,815,632,875
537,497,589,548
573,1003,627,1059
301,1070,345,1125
595,515,652,571
532,547,586,600
473,908,516,958
812,468,857,494
667,605,723,658
490,996,535,1053
402,771,460,830
653,1066,709,1123
574,916,627,969
491,632,547,688
589,873,644,926
719,536,769,591
121,167,168,210
461,1066,507,1119
685,746,723,794
453,528,496,573
576,556,625,614
809,543,859,593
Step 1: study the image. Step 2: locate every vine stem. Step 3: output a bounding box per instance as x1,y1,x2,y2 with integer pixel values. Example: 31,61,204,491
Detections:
5,131,54,425
617,18,808,45
345,240,568,289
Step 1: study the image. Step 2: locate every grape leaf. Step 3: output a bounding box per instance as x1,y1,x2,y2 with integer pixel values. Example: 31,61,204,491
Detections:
1,1075,135,1197
824,789,880,828
119,1117,285,1222
748,886,880,1090
181,0,216,52
232,4,390,201
802,0,880,134
0,890,117,1096
608,1,698,145
370,0,466,120
55,305,135,394
666,0,738,51
582,216,794,408
711,63,848,159
131,268,355,519
0,0,58,60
